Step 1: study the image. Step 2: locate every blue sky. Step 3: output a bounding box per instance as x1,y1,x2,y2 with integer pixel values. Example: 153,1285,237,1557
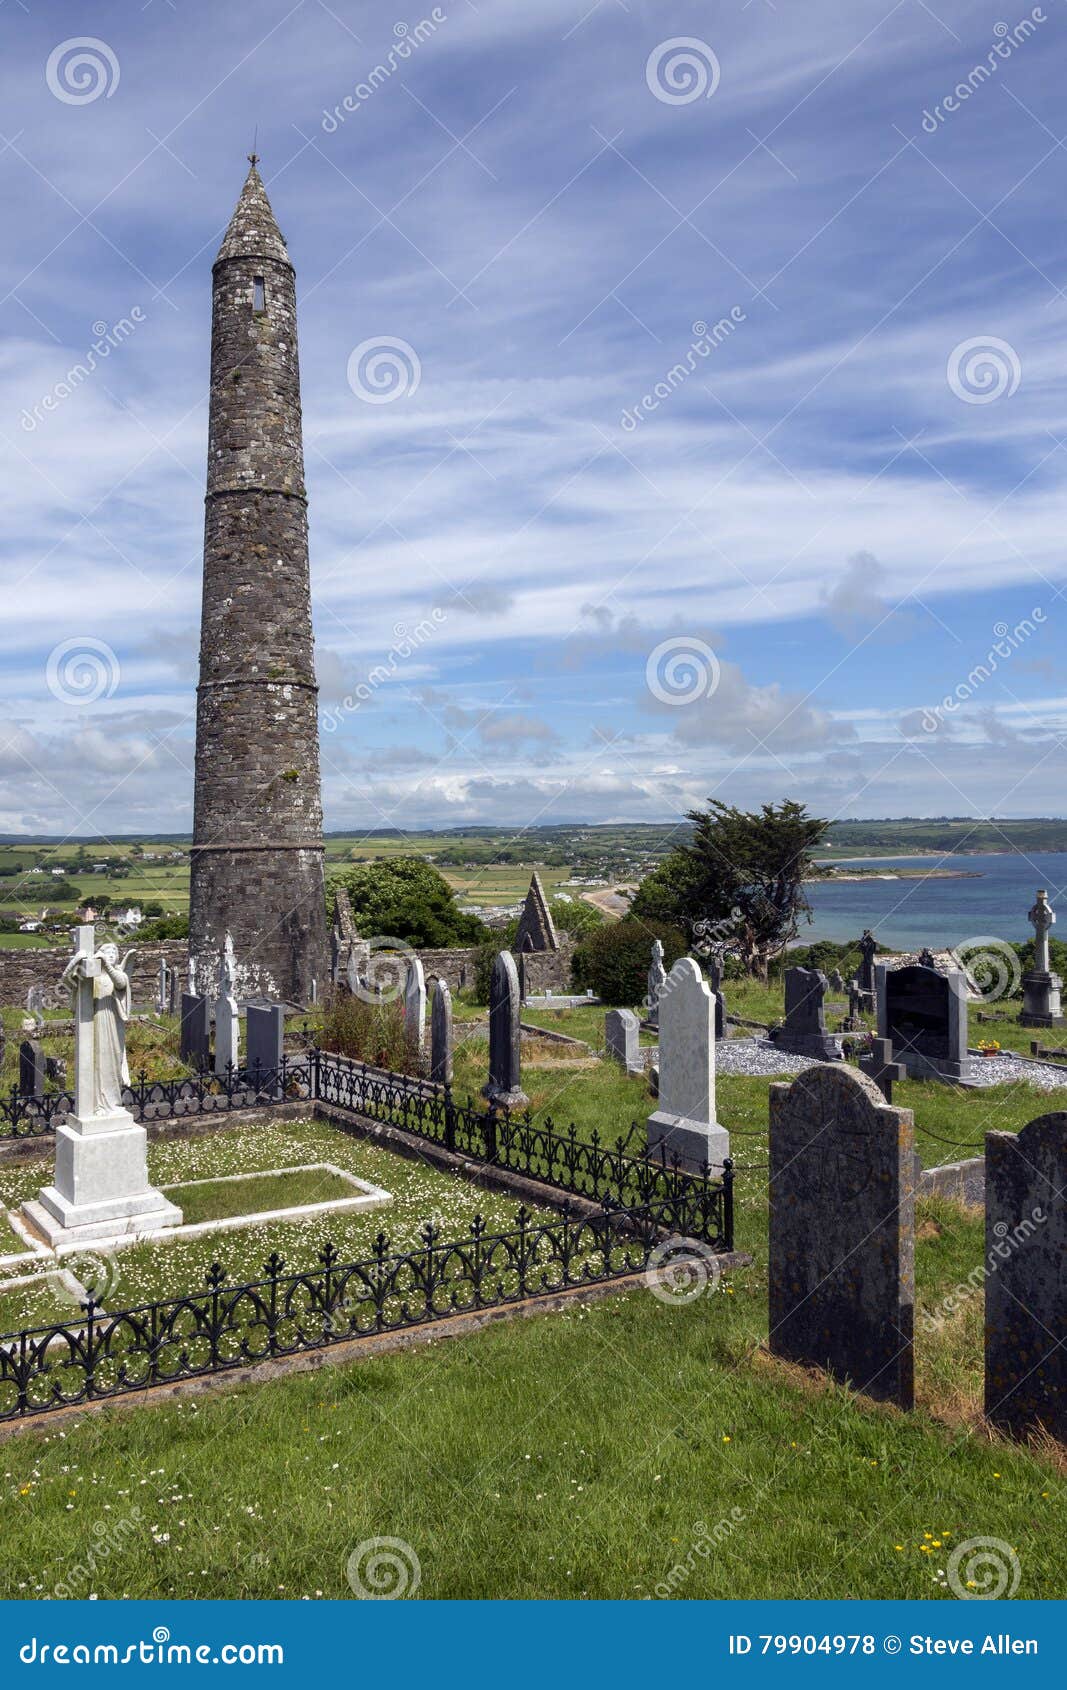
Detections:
2,0,1067,838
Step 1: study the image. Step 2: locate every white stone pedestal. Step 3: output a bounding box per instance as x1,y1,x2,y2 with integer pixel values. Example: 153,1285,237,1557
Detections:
22,1109,182,1248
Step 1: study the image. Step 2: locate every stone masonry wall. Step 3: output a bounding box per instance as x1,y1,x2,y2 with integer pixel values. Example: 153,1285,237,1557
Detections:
0,940,189,1015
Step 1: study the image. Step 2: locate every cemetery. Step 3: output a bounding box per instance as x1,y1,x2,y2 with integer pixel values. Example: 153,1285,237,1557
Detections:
2,127,1064,1614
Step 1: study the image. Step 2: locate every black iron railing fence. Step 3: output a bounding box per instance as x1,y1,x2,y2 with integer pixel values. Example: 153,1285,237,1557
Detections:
0,1183,729,1423
0,1044,733,1421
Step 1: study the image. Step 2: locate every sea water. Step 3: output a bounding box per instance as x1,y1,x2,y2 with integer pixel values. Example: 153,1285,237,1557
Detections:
804,851,1067,949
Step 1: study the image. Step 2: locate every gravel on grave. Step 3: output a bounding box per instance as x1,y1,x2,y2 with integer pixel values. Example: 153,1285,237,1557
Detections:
717,1037,1067,1089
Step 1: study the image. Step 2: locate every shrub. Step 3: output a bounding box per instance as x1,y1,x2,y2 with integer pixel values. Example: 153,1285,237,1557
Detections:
320,992,423,1075
571,918,687,1007
331,857,487,947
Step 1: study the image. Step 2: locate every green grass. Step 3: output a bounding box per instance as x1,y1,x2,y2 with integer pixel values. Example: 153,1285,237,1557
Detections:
162,1166,361,1226
0,1271,84,1335
0,1214,1062,1599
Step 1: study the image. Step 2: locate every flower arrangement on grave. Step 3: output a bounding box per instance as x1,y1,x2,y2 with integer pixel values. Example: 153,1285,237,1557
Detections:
977,1038,1001,1057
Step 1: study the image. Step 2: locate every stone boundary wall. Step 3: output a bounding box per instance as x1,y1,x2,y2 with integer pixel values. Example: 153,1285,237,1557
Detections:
518,942,574,996
915,1153,985,1206
0,940,188,1014
417,947,480,992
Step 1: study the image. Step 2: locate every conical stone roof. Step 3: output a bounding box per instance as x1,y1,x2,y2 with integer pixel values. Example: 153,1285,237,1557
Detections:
215,163,291,268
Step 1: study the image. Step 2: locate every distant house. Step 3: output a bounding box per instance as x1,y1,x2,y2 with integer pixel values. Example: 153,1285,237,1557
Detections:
120,907,144,928
91,863,109,874
77,906,97,922
27,867,44,876
50,867,65,876
19,920,43,932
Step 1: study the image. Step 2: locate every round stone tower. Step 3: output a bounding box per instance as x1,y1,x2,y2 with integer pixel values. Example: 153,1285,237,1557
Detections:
188,159,328,1004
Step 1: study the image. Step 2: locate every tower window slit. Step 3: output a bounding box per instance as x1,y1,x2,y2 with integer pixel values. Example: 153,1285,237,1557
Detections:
253,276,265,311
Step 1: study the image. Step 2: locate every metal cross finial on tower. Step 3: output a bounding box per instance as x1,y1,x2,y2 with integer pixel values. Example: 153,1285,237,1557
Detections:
248,125,259,166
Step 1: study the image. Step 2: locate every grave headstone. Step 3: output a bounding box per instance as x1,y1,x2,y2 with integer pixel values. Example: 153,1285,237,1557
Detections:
985,1112,1065,1443
157,957,171,1016
1020,888,1064,1027
771,967,843,1059
20,924,181,1248
246,1003,285,1077
404,955,427,1057
605,1007,641,1074
857,929,878,995
25,985,45,1033
877,962,975,1084
214,932,240,1078
19,1038,46,1097
829,969,846,993
180,991,211,1069
430,979,453,1085
646,938,667,1026
858,1035,906,1104
647,957,730,1171
769,1064,915,1407
483,951,527,1111
706,957,726,1040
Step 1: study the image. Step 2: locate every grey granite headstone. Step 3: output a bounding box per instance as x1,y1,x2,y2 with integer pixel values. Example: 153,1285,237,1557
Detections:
430,978,453,1084
246,1003,285,1075
647,957,730,1171
769,1064,915,1407
857,929,878,994
985,1113,1065,1443
404,955,427,1057
483,950,527,1111
877,962,975,1084
19,1038,46,1097
180,991,211,1069
771,967,843,1059
605,1007,641,1073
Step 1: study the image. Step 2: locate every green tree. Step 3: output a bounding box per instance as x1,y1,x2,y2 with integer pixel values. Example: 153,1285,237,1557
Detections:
547,895,603,940
571,918,687,1006
631,800,829,980
332,858,488,948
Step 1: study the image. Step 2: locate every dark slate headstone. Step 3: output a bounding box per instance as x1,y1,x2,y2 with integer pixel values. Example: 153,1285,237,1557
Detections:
180,991,211,1069
706,958,726,1039
482,951,527,1111
430,979,453,1085
771,967,843,1059
246,1003,285,1076
19,1038,46,1097
877,962,974,1084
985,1114,1066,1443
769,1064,915,1408
605,1007,641,1073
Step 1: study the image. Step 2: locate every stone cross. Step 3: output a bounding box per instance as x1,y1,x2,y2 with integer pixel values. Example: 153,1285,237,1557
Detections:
157,957,171,1016
483,950,527,1111
857,929,878,994
646,938,666,1025
66,924,102,1120
430,978,453,1084
1029,888,1055,974
985,1112,1065,1443
404,955,427,1057
647,957,730,1171
605,1007,641,1073
858,1035,906,1103
769,1064,915,1408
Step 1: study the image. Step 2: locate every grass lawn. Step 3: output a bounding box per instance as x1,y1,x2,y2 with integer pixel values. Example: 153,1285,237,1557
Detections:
0,1179,1062,1600
161,1166,362,1226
